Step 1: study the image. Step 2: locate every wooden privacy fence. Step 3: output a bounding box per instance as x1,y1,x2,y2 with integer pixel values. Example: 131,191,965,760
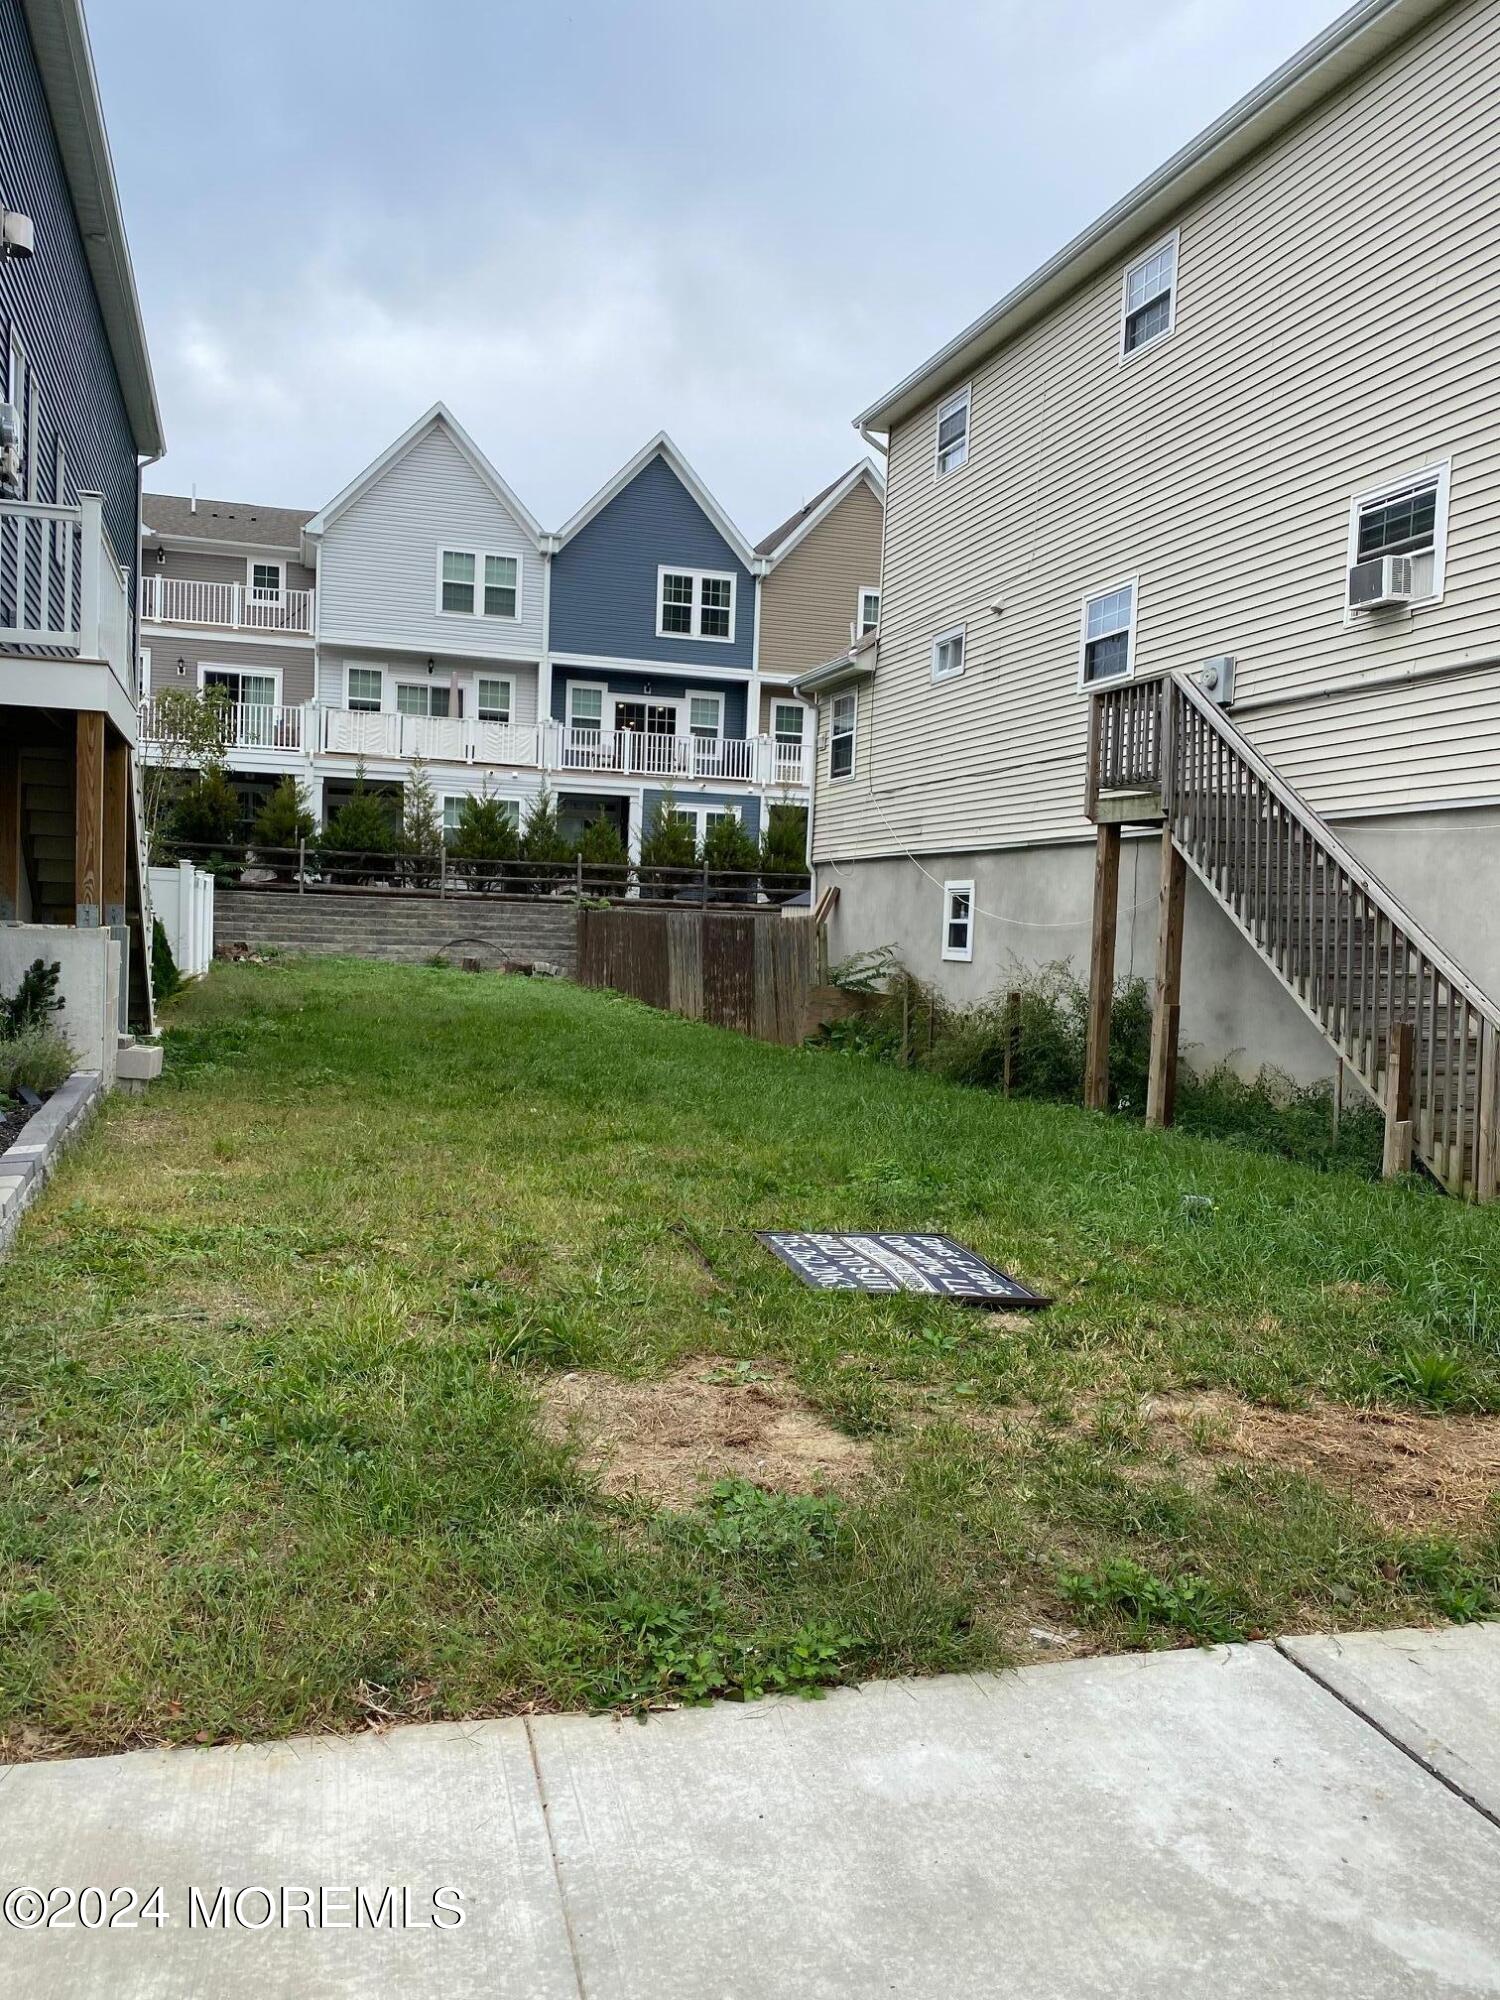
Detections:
577,907,818,1045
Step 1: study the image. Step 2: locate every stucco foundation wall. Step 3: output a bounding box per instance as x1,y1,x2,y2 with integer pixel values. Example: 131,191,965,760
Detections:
0,925,120,1084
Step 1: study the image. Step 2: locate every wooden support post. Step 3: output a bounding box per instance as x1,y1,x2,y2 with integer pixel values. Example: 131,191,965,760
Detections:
1478,1020,1499,1204
102,733,129,928
1146,835,1187,1129
1382,1019,1414,1180
1083,823,1121,1111
0,738,20,921
75,711,105,928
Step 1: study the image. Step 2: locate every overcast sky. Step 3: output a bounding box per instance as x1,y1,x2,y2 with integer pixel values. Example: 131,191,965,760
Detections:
89,0,1335,537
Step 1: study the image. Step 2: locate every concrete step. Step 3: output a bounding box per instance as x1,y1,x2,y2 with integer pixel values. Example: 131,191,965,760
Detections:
115,1041,163,1085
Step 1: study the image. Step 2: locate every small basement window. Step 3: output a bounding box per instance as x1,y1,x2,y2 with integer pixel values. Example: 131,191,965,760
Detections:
935,383,970,478
829,690,857,780
1079,582,1136,687
1121,235,1177,357
942,880,975,962
931,625,966,683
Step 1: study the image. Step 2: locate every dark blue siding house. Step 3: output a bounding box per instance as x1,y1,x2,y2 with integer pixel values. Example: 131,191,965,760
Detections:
0,0,165,1047
546,432,767,853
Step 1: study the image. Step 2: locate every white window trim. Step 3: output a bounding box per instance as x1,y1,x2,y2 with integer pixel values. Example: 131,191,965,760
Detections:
655,565,737,644
686,688,724,739
930,623,967,684
828,689,857,782
566,680,609,731
395,679,459,719
1344,459,1451,623
857,586,881,636
345,662,385,711
1118,229,1179,364
442,791,521,842
1077,576,1140,692
198,661,284,705
941,879,975,964
435,546,524,622
475,674,514,724
933,381,971,481
246,557,285,600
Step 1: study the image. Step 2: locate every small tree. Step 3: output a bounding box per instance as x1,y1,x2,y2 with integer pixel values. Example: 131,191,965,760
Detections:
401,757,444,889
519,788,574,895
449,787,519,894
169,766,242,852
251,776,316,880
703,811,760,903
639,790,699,897
141,687,231,860
321,769,396,885
761,802,810,903
577,813,630,896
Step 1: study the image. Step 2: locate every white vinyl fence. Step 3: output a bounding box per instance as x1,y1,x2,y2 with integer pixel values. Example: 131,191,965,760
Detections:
148,861,215,979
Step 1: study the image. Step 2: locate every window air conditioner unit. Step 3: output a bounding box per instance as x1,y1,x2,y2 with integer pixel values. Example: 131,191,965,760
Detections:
1348,553,1415,610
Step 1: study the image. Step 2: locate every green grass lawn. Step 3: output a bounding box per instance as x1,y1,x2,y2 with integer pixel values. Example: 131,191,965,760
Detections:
1,956,1498,1754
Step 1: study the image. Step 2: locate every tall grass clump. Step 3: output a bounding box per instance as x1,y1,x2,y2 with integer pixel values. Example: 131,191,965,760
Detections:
815,953,1384,1176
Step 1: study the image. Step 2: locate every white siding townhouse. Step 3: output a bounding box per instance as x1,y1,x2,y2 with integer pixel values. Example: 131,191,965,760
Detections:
799,0,1500,1198
139,406,884,856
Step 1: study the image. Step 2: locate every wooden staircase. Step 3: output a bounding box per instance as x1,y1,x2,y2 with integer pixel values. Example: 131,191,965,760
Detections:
17,747,75,924
1087,668,1500,1199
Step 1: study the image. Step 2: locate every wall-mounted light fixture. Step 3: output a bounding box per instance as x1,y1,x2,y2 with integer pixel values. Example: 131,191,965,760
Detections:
0,208,35,260
176,657,186,677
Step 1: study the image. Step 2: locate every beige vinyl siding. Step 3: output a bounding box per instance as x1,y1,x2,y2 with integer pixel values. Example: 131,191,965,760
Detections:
146,635,316,704
759,481,883,682
818,0,1500,864
149,550,314,592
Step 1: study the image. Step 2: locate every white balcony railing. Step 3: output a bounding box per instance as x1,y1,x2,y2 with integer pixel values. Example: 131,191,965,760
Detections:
139,574,315,634
140,698,307,753
136,700,812,791
0,492,135,704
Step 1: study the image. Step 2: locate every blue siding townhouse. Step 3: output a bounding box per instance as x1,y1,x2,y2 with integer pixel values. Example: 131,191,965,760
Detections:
1,0,166,1074
547,433,770,852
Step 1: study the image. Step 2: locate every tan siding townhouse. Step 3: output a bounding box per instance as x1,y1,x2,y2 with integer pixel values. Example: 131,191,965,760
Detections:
801,0,1500,1128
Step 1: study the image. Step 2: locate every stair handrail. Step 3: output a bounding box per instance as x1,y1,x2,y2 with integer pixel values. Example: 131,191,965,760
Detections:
1165,667,1500,1030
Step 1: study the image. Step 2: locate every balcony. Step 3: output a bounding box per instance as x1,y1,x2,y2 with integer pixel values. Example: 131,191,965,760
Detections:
1,493,135,708
136,701,812,790
139,574,315,635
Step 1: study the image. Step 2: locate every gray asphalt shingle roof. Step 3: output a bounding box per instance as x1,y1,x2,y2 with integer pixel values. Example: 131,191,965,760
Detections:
143,492,316,548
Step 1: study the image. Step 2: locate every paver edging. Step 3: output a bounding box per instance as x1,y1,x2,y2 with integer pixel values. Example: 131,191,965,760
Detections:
0,1070,104,1255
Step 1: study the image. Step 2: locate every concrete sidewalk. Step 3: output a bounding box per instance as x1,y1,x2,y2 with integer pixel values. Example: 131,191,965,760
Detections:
1,1629,1497,1998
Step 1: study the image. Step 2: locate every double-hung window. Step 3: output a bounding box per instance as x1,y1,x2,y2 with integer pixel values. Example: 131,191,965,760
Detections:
829,691,857,780
250,560,283,601
657,567,736,642
1348,464,1448,608
346,666,383,712
568,686,604,735
858,588,881,636
931,625,966,683
942,880,975,963
688,694,722,740
477,676,512,723
935,383,970,477
1079,582,1136,687
439,548,521,620
1121,235,1177,357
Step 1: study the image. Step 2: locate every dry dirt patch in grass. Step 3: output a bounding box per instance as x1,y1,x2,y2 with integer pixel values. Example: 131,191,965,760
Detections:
1150,1391,1500,1531
538,1357,874,1506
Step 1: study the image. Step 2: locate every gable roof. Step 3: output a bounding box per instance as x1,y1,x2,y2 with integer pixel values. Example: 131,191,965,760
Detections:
755,460,885,566
301,402,548,549
855,0,1452,435
21,0,164,456
143,493,314,549
555,431,764,571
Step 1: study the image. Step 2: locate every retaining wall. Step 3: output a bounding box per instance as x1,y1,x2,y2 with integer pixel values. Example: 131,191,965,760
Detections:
213,889,578,975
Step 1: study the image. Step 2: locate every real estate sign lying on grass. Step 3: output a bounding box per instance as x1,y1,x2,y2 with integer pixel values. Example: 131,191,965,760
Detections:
758,1232,1050,1307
